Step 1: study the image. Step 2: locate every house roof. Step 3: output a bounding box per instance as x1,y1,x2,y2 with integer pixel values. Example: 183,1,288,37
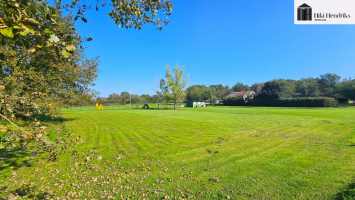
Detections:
226,91,253,98
299,3,311,8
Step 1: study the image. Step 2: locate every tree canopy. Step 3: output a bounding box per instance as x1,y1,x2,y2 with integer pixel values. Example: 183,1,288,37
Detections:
164,64,189,110
0,0,175,148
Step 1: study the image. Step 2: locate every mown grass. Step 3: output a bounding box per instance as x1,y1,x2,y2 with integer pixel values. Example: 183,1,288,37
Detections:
60,103,186,112
1,106,355,199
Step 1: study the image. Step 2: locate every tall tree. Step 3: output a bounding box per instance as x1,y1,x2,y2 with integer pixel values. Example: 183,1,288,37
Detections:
232,82,250,92
164,64,190,110
295,78,319,97
340,80,355,100
317,73,341,97
120,91,130,104
260,80,287,99
0,3,101,150
0,8,99,118
186,85,207,101
107,93,121,102
159,78,170,108
204,88,217,106
0,0,174,116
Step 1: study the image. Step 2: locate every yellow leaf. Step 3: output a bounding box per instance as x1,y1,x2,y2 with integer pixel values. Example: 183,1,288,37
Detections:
0,125,8,132
22,134,30,139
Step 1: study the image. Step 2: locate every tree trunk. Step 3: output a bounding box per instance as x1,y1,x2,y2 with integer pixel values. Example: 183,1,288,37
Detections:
174,101,177,110
158,95,160,109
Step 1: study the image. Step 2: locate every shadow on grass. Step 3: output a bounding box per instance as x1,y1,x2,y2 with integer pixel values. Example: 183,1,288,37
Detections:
0,184,53,199
33,114,75,124
335,180,355,200
0,147,42,171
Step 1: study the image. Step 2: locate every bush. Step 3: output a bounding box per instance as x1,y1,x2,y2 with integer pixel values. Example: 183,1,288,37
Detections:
223,96,338,107
336,98,349,104
223,97,248,106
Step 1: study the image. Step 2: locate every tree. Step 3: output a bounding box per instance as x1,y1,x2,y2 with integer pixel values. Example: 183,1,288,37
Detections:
120,91,130,104
153,76,165,109
131,94,140,104
0,0,77,60
164,64,190,110
0,0,175,114
210,84,231,100
186,85,207,101
1,0,174,54
251,83,264,95
232,82,250,92
316,73,341,97
204,88,217,106
340,80,355,100
140,94,151,103
209,84,224,91
260,80,287,99
0,8,100,148
151,95,159,103
158,78,170,109
295,78,319,97
107,93,120,102
284,80,297,98
1,9,99,116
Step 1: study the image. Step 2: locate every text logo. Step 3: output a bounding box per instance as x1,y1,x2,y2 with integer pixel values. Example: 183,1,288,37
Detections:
297,3,312,21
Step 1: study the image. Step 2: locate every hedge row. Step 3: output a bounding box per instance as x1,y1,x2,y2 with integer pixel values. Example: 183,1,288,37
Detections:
223,97,338,107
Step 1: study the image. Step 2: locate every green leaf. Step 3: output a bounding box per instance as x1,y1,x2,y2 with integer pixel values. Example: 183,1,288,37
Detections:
61,49,71,58
0,54,5,60
28,2,36,13
37,44,43,48
66,45,75,52
49,34,59,43
44,29,53,35
38,5,47,15
19,31,27,36
0,28,14,37
48,6,56,15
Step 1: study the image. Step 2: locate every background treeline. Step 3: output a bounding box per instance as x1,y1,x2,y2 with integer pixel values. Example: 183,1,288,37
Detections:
222,73,355,107
96,92,159,105
97,73,355,104
223,97,339,107
186,73,355,101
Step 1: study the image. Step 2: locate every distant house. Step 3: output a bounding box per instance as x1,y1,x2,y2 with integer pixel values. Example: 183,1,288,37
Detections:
226,91,254,98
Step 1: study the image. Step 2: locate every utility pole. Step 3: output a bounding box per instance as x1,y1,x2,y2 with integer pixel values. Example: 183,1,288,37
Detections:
129,90,132,109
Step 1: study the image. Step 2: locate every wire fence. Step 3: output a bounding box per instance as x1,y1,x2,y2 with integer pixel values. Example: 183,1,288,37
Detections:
60,103,188,112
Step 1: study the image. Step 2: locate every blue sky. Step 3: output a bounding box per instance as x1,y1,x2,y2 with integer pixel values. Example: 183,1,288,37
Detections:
70,0,355,97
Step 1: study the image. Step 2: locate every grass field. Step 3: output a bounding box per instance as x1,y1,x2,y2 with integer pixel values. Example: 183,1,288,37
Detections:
60,103,186,112
1,106,355,199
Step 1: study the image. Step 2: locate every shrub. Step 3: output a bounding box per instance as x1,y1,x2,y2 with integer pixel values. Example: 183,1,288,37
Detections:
324,98,338,107
336,98,349,104
223,97,248,106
